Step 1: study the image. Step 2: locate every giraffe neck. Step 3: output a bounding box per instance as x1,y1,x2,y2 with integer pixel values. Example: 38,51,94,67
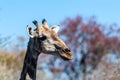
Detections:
20,38,41,80
27,38,41,56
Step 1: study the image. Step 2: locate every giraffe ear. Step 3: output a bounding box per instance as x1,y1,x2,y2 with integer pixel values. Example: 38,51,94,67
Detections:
27,25,37,38
50,25,60,33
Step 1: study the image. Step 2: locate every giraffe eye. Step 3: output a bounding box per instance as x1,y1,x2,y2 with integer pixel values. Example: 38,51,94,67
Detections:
39,36,47,41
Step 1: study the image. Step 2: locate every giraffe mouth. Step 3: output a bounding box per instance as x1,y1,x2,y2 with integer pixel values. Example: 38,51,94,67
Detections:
54,45,73,60
58,48,73,60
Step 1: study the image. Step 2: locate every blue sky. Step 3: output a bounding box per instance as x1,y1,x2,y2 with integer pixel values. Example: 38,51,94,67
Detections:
0,0,120,38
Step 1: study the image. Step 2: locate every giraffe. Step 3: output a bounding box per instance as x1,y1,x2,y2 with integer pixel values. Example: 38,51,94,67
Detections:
20,19,73,80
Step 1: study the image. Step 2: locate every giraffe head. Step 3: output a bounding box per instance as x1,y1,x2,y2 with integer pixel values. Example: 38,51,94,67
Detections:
27,19,73,60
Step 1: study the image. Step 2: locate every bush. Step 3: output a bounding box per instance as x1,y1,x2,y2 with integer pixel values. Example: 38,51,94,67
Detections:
0,50,26,71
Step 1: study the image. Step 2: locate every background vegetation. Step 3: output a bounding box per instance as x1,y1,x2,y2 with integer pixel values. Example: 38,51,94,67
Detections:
0,16,120,80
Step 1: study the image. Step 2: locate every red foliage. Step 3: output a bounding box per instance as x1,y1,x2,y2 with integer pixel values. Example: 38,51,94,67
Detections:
59,16,120,79
50,67,63,73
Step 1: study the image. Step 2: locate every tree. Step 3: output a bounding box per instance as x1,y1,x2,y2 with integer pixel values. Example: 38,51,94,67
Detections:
0,35,12,50
59,16,120,80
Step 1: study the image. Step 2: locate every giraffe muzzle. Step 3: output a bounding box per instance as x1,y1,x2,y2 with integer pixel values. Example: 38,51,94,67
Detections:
58,48,73,60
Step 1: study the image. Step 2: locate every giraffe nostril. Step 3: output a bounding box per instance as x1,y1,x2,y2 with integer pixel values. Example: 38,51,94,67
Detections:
64,48,70,52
